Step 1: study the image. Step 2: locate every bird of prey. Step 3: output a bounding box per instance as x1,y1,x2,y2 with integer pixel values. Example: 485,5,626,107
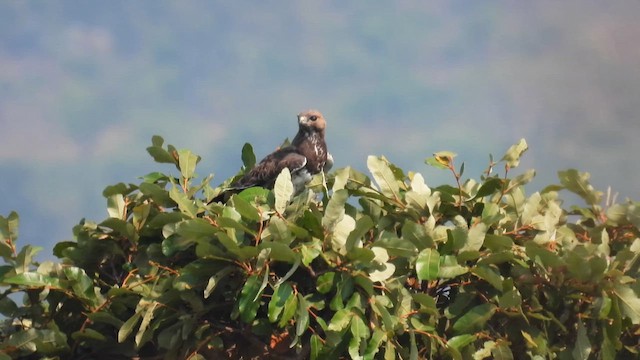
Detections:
215,109,332,201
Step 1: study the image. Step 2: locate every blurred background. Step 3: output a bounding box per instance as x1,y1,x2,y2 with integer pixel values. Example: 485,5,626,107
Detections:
1,1,639,259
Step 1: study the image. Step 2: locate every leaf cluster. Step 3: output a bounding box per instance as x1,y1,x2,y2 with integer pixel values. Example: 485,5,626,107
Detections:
1,137,639,359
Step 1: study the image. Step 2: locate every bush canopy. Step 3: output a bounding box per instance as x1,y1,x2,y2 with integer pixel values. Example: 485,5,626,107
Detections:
1,136,639,359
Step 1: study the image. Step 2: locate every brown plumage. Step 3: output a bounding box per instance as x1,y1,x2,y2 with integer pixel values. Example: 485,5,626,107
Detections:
215,110,332,201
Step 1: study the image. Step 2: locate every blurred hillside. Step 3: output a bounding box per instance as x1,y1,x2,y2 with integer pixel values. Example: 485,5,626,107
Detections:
1,1,639,257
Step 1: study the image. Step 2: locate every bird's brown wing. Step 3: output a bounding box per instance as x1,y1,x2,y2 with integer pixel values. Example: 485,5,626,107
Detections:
234,147,307,189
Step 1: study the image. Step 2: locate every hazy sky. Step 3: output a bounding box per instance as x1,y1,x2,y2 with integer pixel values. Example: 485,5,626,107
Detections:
1,1,639,259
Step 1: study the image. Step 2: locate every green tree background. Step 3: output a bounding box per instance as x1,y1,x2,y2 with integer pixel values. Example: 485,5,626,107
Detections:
1,1,639,258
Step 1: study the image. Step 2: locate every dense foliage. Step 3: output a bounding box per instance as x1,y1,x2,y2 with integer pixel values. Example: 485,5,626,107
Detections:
1,136,639,359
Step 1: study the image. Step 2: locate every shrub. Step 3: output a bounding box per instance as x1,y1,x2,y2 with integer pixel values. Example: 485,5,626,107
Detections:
0,136,639,359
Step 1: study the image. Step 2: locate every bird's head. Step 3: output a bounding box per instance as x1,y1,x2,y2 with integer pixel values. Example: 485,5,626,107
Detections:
297,109,326,134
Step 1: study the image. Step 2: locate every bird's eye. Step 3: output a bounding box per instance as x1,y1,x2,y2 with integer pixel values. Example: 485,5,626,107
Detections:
309,115,318,121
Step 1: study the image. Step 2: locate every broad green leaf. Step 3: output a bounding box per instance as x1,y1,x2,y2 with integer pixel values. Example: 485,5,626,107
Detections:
498,289,522,309
204,266,236,299
107,194,126,219
346,215,374,251
372,300,396,333
176,218,216,242
323,189,349,230
241,142,256,169
15,245,42,274
475,177,504,198
274,168,294,214
118,311,142,343
278,291,298,328
483,234,513,251
296,293,310,336
328,309,352,331
557,169,602,206
369,247,396,282
237,274,263,323
331,214,355,255
350,312,369,339
0,211,19,247
230,195,261,222
572,320,591,360
491,343,515,360
461,222,486,252
269,282,293,323
374,233,416,257
402,221,434,250
71,328,107,342
135,301,158,347
310,334,323,360
367,156,400,199
3,272,61,288
146,136,176,164
416,248,440,281
259,241,298,263
332,167,351,191
169,186,198,218
178,149,200,180
510,169,536,188
426,151,457,169
87,311,124,328
447,334,476,350
472,265,503,291
613,284,640,324
317,272,336,294
501,138,528,168
452,303,497,334
439,255,469,278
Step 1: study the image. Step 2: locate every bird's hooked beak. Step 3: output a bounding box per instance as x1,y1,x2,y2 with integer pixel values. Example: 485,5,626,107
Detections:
297,114,308,125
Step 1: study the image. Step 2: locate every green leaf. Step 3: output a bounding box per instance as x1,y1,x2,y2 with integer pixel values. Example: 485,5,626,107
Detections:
278,291,298,328
323,189,349,231
416,248,440,281
472,265,503,291
237,274,263,323
259,241,298,263
241,142,256,169
118,311,142,343
461,222,486,252
572,320,591,360
177,149,200,180
204,266,236,299
317,272,336,294
483,234,513,252
402,221,434,250
447,334,476,350
135,301,158,347
452,303,497,334
367,155,400,199
169,186,198,218
346,215,374,251
310,334,323,360
557,169,602,206
426,151,457,169
274,168,294,214
71,328,107,342
475,177,504,198
350,312,369,339
296,293,310,336
500,138,528,168
146,143,176,164
106,194,126,219
269,282,293,323
613,284,640,324
3,272,60,288
328,309,352,331
230,195,261,222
